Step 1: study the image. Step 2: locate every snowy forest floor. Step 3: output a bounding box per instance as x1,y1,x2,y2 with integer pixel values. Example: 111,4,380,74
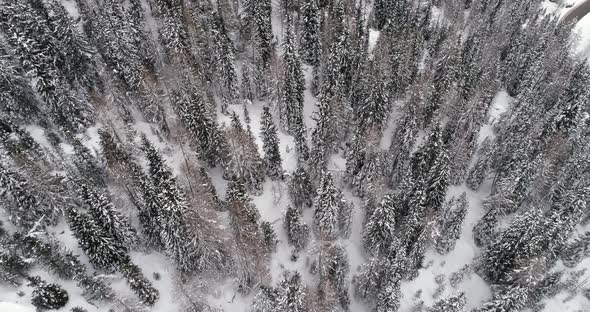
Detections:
2,0,590,312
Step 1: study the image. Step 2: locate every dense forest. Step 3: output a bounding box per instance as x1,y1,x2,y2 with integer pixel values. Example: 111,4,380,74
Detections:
0,0,589,311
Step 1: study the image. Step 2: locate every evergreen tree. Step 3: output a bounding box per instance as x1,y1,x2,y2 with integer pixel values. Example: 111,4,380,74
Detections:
244,0,273,69
251,285,279,312
241,64,255,101
428,292,466,312
211,10,239,112
261,106,283,180
436,193,468,255
0,163,61,231
142,137,192,273
66,206,127,271
28,276,69,310
363,194,399,256
281,20,305,135
375,265,402,312
313,172,348,240
0,46,40,123
0,1,94,131
224,113,265,194
261,221,278,253
19,234,113,301
386,104,418,188
119,259,159,305
71,139,105,187
173,89,229,167
278,271,305,312
251,285,280,312
289,166,315,209
155,0,190,62
561,231,590,268
300,0,321,66
78,183,137,248
285,205,310,252
0,231,30,287
472,286,528,312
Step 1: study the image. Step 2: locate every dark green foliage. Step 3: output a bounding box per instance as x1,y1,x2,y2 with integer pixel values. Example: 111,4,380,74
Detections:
436,193,468,255
313,172,348,240
120,259,159,305
142,137,192,273
210,11,239,112
261,221,278,253
173,89,229,168
260,106,283,180
284,206,310,252
28,276,69,310
472,286,528,312
0,163,61,231
363,194,399,257
71,139,105,187
0,233,30,286
428,292,466,312
66,206,127,271
281,21,305,135
289,166,314,209
19,234,113,301
78,182,137,248
299,0,320,66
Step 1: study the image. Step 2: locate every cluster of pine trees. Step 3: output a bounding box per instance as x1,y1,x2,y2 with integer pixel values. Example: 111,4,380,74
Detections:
1,0,590,311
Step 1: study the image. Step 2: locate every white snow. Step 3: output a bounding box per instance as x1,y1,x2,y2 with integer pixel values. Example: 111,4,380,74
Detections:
368,29,381,55
0,302,35,312
60,0,80,19
478,89,513,145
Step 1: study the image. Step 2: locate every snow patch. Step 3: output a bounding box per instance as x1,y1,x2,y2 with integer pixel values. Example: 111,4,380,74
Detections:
0,302,36,312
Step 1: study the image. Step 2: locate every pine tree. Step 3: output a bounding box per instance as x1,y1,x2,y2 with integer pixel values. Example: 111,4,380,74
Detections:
314,172,348,240
375,265,401,312
0,163,61,231
320,244,350,310
71,139,105,187
281,20,306,135
142,137,192,273
435,193,468,255
0,1,94,131
46,0,98,89
289,166,315,209
241,64,255,101
251,285,279,312
225,176,267,293
119,259,159,305
300,0,321,66
428,292,466,312
0,45,40,123
278,271,306,312
261,106,283,180
472,286,528,312
244,0,273,69
173,89,229,167
28,276,69,310
386,104,418,188
261,221,278,253
363,194,399,256
211,10,239,112
285,205,310,252
561,231,590,268
225,113,265,194
0,231,30,287
155,0,190,62
66,206,127,271
78,183,137,248
19,234,113,301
